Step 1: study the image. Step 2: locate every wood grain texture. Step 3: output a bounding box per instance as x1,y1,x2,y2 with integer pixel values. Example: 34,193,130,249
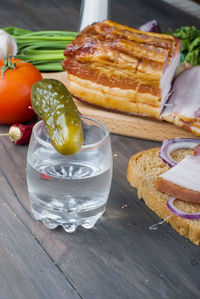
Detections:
1,135,200,299
0,0,200,299
42,72,197,142
0,202,80,299
111,0,200,31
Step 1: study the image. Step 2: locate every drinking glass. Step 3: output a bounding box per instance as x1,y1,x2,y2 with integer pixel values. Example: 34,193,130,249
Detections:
26,116,113,232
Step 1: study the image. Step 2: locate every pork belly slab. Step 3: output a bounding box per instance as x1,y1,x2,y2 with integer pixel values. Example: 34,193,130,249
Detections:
62,20,180,118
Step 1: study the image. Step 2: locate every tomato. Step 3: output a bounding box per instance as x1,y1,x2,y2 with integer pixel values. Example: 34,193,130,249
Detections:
0,58,42,124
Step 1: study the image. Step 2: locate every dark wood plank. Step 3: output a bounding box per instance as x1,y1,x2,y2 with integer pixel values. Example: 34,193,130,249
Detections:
0,201,80,299
112,0,200,31
0,0,199,31
1,136,200,298
0,138,143,298
0,0,200,298
0,0,82,31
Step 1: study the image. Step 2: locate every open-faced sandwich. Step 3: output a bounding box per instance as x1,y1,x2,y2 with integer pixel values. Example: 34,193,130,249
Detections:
127,138,200,245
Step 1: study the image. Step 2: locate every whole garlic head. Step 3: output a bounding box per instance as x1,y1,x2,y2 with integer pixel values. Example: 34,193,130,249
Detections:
0,29,17,59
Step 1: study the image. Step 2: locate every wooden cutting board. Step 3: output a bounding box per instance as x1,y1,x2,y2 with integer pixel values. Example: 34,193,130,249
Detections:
42,71,197,142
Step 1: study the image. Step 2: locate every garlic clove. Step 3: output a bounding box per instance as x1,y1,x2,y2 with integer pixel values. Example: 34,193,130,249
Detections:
0,29,17,59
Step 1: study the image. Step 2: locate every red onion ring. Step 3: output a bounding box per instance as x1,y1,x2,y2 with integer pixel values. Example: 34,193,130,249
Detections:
167,197,200,220
160,138,200,168
138,20,161,33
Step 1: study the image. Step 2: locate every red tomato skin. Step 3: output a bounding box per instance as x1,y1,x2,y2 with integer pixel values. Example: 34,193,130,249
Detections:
0,58,42,124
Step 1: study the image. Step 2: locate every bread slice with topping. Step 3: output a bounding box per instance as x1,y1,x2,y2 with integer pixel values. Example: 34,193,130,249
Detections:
127,147,200,245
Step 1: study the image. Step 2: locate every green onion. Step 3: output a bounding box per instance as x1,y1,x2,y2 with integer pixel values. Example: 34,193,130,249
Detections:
3,26,78,72
31,62,63,71
3,26,32,36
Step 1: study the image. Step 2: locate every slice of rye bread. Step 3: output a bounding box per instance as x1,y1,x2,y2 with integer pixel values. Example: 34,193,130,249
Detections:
127,147,200,245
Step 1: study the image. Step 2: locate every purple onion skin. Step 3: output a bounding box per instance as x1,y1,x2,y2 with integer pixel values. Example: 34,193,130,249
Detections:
159,138,200,168
138,20,161,33
167,197,200,220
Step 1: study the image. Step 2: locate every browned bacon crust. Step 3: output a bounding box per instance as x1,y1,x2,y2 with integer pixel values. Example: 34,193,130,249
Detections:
62,20,180,118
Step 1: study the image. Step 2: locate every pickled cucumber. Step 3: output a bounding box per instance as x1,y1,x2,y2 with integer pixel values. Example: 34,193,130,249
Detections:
31,78,84,155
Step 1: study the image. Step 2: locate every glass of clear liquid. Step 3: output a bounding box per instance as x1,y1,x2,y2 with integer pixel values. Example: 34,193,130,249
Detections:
26,116,112,232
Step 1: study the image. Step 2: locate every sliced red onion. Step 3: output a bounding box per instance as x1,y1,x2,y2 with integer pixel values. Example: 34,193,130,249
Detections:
138,20,161,33
167,197,200,220
160,138,200,168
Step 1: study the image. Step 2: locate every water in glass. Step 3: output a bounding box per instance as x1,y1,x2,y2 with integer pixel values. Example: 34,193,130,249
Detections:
27,117,112,232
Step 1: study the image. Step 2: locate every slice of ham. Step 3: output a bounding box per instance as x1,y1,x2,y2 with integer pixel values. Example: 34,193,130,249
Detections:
155,154,200,203
161,66,200,137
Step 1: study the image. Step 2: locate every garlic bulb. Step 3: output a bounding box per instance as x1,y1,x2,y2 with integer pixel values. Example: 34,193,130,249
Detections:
0,29,17,59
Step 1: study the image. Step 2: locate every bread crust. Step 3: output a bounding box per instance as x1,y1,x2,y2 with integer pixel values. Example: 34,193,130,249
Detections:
127,148,200,245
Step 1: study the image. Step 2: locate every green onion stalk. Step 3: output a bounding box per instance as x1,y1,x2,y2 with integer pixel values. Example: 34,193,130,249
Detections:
3,26,78,72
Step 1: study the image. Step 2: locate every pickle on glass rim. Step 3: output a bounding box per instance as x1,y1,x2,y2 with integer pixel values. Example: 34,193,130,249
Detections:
31,78,84,155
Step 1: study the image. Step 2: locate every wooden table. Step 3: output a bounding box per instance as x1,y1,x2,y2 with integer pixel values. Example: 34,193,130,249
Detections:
0,1,200,298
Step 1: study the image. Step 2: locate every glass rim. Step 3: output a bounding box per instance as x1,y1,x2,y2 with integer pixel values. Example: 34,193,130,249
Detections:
33,116,110,151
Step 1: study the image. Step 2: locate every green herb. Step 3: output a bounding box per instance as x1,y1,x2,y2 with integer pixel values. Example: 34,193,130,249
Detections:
1,57,16,78
168,26,200,66
3,26,78,72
